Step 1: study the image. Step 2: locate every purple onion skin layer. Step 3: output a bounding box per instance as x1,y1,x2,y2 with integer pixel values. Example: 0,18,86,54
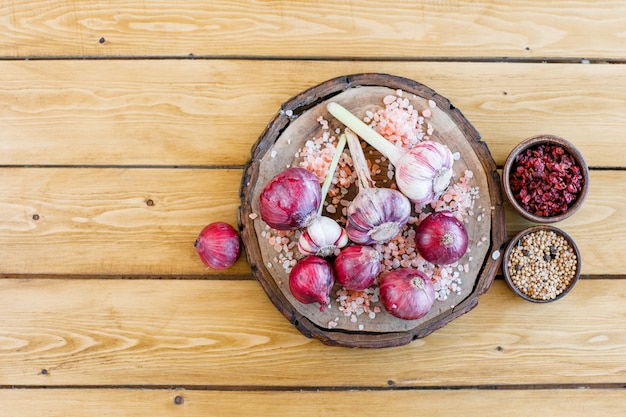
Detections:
259,167,321,230
289,256,335,311
194,222,241,270
333,245,381,291
415,211,469,265
379,268,436,320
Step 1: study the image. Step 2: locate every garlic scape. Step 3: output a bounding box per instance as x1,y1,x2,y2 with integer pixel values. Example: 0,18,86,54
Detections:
327,102,454,205
298,134,349,257
344,129,411,245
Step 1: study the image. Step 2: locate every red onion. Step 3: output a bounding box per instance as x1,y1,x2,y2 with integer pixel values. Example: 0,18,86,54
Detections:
327,102,454,205
259,167,321,230
289,256,335,311
379,268,436,320
333,245,382,290
415,211,468,265
194,222,241,270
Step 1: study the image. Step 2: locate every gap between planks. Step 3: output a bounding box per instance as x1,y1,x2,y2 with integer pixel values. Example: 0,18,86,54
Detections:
1,383,625,391
2,55,626,64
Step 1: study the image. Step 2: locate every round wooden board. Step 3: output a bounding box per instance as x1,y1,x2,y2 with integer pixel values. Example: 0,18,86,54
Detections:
239,74,506,348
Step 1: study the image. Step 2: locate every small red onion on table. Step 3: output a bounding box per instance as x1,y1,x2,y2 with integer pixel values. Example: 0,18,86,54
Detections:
415,210,468,265
333,244,382,291
259,167,321,230
298,134,348,257
194,222,241,270
289,256,335,311
379,268,436,320
344,129,411,244
327,102,454,205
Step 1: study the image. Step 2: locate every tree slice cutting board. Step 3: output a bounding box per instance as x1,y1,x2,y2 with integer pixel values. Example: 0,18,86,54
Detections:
239,74,506,348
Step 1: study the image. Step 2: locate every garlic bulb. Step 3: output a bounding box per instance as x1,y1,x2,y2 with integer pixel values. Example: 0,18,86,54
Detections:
395,140,454,205
344,129,411,245
327,102,454,205
298,215,349,257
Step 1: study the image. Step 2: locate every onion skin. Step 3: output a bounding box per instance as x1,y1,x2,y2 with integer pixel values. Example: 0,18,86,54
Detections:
415,211,469,265
259,167,321,230
289,256,335,311
379,268,436,320
194,222,241,270
334,245,382,291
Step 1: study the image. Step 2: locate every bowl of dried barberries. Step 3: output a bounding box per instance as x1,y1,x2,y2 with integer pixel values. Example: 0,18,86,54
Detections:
503,225,581,303
503,134,589,223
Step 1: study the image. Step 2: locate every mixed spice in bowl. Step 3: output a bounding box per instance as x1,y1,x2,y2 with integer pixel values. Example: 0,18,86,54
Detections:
503,225,581,303
503,134,588,223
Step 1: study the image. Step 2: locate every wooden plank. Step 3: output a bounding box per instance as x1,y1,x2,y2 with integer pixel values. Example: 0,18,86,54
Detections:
0,279,624,387
0,168,623,276
0,168,249,276
1,388,625,417
2,1,626,59
1,60,624,167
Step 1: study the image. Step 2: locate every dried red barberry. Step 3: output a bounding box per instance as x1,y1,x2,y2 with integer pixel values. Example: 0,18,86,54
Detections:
509,144,584,217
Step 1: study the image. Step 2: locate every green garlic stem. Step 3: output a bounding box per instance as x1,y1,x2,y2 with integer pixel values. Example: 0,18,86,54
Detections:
318,133,347,217
327,102,405,164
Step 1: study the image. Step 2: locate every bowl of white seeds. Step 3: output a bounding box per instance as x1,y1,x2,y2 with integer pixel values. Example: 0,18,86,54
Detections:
503,225,581,303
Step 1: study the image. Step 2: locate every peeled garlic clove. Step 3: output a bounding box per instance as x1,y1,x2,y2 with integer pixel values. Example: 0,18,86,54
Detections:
298,216,348,257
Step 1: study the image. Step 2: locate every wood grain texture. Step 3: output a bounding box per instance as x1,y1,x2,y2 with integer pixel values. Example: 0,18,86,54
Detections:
2,1,626,59
1,60,624,167
0,279,624,387
0,168,249,276
2,388,626,417
0,168,623,276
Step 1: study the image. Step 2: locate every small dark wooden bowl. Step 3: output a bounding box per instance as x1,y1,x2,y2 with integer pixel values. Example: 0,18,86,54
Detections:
503,225,581,303
502,134,589,223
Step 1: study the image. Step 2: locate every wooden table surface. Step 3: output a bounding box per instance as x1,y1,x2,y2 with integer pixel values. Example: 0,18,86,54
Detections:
1,1,625,415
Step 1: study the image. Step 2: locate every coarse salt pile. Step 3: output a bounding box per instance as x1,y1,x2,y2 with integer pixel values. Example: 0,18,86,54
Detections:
364,90,436,149
261,227,299,275
328,287,382,330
